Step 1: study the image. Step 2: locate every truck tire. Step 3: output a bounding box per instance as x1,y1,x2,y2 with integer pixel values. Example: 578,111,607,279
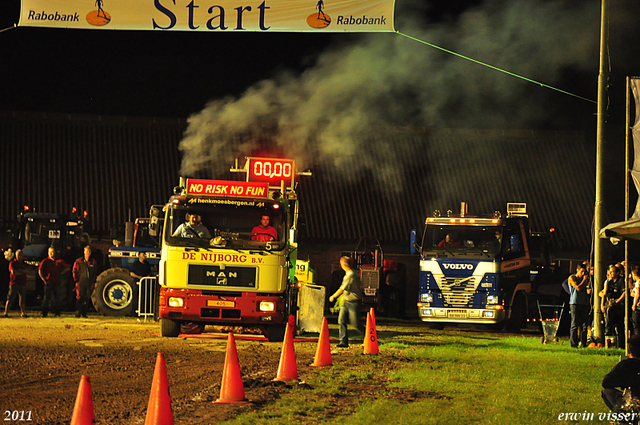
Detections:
263,324,286,342
506,292,527,332
161,318,181,337
91,268,135,316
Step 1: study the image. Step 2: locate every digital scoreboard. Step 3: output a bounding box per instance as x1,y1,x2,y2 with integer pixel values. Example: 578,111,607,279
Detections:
246,158,295,188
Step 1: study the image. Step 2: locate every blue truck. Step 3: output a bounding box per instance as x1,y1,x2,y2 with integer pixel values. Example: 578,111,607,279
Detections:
411,202,538,330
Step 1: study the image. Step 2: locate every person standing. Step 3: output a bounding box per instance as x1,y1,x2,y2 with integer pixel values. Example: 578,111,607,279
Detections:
38,247,64,317
603,264,626,349
3,249,28,317
72,245,97,318
129,251,152,315
329,256,363,348
568,263,591,348
631,266,640,336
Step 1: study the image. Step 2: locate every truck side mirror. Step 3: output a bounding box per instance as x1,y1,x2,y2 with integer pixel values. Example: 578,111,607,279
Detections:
410,229,419,255
149,206,162,237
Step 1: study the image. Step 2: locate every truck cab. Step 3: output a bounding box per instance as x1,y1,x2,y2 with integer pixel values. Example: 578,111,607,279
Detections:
157,158,309,341
412,203,531,329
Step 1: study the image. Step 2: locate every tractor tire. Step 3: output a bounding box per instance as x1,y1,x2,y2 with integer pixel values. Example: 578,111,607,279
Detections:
161,318,181,337
263,324,286,342
91,268,135,316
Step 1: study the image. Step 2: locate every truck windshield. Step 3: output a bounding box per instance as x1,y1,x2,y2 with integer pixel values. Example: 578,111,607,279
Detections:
422,225,502,258
24,220,55,246
164,203,285,251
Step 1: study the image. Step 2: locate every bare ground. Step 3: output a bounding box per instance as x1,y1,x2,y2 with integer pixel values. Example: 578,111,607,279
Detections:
0,314,438,425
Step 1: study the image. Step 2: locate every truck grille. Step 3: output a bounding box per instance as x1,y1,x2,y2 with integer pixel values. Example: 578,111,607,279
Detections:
188,265,257,288
436,276,477,307
361,269,380,289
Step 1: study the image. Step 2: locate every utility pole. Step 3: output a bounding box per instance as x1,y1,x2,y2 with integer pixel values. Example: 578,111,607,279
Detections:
593,0,610,343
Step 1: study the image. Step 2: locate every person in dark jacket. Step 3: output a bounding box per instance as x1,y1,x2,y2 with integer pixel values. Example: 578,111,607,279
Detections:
72,245,97,318
3,249,28,317
602,335,640,412
129,251,152,315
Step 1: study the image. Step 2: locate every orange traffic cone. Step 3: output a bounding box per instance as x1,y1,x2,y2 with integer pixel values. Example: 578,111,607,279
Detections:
216,333,249,404
273,316,298,381
369,307,376,330
145,352,174,425
70,375,95,425
363,311,379,355
311,317,332,367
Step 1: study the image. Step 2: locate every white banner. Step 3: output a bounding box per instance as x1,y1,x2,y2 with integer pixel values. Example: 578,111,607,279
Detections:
19,0,396,32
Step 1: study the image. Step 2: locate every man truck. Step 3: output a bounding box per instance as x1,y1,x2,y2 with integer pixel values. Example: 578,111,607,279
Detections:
153,157,309,341
411,202,535,330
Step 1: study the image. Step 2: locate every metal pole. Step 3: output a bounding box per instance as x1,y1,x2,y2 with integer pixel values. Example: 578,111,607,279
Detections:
593,0,610,344
625,76,631,356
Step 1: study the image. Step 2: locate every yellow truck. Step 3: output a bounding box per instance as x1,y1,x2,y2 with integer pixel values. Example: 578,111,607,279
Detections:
155,157,310,341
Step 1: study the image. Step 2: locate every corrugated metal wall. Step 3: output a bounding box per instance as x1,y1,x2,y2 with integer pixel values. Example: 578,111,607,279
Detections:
0,111,184,234
0,112,595,253
297,127,595,252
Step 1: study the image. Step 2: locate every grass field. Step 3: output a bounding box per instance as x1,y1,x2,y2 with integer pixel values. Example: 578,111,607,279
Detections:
226,321,626,425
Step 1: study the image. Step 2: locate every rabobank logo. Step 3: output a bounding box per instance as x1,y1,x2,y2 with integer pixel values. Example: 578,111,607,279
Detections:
307,0,331,29
27,10,80,22
306,0,387,30
86,0,111,26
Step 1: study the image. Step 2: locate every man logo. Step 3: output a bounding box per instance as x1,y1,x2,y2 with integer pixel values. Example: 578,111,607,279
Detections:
206,270,238,286
307,0,331,29
86,0,111,26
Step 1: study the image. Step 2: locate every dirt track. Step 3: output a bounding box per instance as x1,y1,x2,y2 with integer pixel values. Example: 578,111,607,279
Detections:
1,313,415,425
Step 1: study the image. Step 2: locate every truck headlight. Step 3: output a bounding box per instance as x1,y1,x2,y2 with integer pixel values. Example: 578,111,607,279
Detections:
259,301,276,312
168,297,184,308
420,293,433,302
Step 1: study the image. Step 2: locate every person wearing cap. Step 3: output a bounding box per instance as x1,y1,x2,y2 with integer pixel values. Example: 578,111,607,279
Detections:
172,213,211,239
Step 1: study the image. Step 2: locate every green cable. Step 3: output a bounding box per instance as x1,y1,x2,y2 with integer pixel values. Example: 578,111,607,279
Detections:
396,31,596,104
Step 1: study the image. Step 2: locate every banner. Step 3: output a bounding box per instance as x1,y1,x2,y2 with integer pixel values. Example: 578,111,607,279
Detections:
19,0,396,32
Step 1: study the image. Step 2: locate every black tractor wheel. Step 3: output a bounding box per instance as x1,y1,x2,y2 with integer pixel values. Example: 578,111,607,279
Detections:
161,318,181,337
263,324,287,342
91,268,135,316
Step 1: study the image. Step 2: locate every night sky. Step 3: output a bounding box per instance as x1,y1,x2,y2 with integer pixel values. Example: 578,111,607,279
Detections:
1,0,626,125
1,0,640,206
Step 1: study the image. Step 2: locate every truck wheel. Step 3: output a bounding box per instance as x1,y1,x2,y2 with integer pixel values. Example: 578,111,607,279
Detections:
506,293,527,332
91,268,134,316
161,318,181,337
264,324,286,342
181,322,205,334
